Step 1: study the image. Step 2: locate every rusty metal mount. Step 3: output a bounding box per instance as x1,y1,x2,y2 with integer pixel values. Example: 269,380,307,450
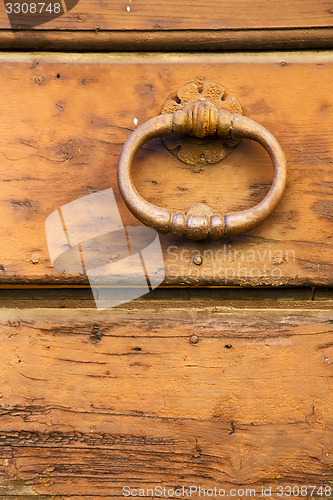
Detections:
161,82,243,165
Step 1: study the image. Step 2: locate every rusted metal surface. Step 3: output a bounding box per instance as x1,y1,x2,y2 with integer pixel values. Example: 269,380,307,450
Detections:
161,82,243,165
118,87,287,240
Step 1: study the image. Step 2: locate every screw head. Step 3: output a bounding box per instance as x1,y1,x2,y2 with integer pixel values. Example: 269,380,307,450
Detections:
192,255,203,266
30,253,40,264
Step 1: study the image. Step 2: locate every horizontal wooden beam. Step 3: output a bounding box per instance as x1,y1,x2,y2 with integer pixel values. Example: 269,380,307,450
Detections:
0,28,332,51
0,52,332,286
0,306,332,496
1,0,332,31
1,286,333,308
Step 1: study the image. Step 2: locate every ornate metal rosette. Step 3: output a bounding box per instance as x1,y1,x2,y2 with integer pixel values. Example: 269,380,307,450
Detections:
161,82,243,165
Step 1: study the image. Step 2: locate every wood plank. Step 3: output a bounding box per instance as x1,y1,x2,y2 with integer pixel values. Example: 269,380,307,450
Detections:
0,28,332,52
0,305,332,497
1,286,333,310
0,52,332,286
0,0,333,30
0,286,319,309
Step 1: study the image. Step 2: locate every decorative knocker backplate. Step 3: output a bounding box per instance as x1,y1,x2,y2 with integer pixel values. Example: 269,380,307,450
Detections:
161,82,243,165
117,82,287,241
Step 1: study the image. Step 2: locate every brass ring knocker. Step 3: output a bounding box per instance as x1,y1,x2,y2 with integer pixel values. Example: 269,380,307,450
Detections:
118,99,287,241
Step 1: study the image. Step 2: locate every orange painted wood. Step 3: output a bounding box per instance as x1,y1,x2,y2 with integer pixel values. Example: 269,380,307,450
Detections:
0,0,333,30
0,52,332,286
0,303,332,497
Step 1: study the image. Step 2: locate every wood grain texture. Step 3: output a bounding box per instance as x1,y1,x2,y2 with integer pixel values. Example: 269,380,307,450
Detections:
0,303,332,497
0,52,332,286
0,0,333,30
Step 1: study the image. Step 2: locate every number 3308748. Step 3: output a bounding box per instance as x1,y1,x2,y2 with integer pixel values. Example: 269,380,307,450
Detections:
5,3,61,14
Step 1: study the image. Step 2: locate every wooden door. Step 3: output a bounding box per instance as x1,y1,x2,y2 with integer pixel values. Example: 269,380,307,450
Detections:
0,2,332,498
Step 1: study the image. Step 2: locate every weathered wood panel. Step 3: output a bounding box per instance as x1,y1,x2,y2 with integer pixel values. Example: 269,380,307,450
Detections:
0,52,332,286
0,303,332,497
0,0,332,30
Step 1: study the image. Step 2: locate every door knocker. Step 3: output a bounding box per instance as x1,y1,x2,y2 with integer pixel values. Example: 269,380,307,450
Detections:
117,82,287,241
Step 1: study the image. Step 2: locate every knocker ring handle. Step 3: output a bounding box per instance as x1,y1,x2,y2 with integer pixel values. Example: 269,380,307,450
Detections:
117,100,287,241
